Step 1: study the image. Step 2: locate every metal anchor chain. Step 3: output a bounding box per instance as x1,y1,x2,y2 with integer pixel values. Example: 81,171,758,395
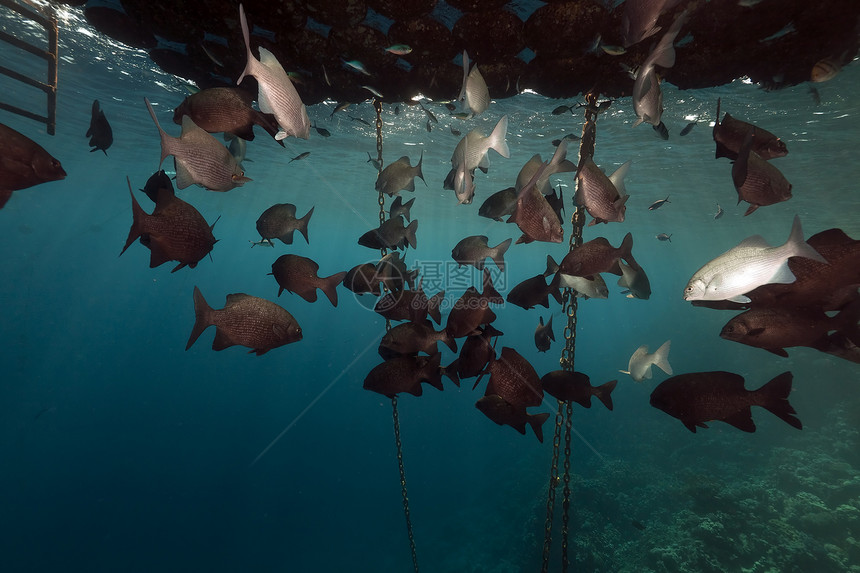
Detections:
541,90,601,573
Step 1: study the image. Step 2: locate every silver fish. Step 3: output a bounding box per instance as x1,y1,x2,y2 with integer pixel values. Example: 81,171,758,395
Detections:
648,195,670,210
620,340,672,382
617,261,651,300
656,233,672,242
684,215,827,303
561,274,609,299
632,9,689,127
714,203,724,219
237,4,310,140
458,51,490,117
621,0,678,47
375,151,425,196
145,97,250,191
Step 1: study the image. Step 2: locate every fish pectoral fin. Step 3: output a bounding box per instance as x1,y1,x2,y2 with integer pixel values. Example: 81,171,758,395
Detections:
766,347,790,358
746,327,766,337
722,409,757,433
727,295,752,303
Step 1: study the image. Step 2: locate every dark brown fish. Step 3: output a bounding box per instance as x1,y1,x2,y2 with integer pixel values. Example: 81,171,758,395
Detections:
86,99,113,155
546,186,565,224
451,235,512,271
478,187,517,221
732,128,792,216
358,217,418,250
172,86,282,144
447,325,502,385
363,353,444,398
390,196,415,222
446,269,503,338
0,123,66,208
508,162,563,243
720,300,860,358
475,394,549,442
554,233,634,282
375,285,444,324
713,98,788,161
650,371,802,433
256,203,313,245
507,274,562,310
540,370,617,410
575,156,631,226
186,286,302,355
486,347,543,407
139,170,173,204
534,315,555,352
120,177,217,272
376,252,418,292
270,254,346,306
343,262,382,296
379,320,457,357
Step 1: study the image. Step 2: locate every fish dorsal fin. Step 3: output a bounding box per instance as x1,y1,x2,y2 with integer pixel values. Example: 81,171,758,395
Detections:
225,293,252,305
280,203,297,216
722,408,756,432
737,234,771,249
257,47,288,75
180,114,208,140
608,160,632,196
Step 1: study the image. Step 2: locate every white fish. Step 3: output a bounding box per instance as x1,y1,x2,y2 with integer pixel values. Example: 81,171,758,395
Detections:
559,274,609,299
458,51,490,117
237,4,310,140
684,215,827,303
632,9,689,127
450,115,510,173
145,97,250,191
621,340,672,382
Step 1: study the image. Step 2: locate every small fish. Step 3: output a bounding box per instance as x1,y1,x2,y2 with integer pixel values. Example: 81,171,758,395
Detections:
343,59,371,75
650,371,802,433
809,86,821,106
601,43,626,56
375,152,425,196
534,315,555,353
540,370,616,410
330,102,351,117
652,122,669,140
679,121,697,136
811,57,842,82
312,122,331,137
444,102,457,112
419,102,438,123
450,126,461,137
450,112,471,119
620,340,672,382
86,99,113,155
0,123,66,208
256,203,313,245
290,151,310,162
632,520,646,531
648,196,670,210
458,51,490,117
475,395,549,442
366,151,382,171
270,254,346,306
186,286,302,355
656,233,672,242
394,105,400,115
714,203,724,219
389,196,415,222
362,85,383,98
249,239,274,248
349,115,371,126
551,134,580,147
426,119,433,132
683,215,826,303
451,235,512,271
552,104,573,115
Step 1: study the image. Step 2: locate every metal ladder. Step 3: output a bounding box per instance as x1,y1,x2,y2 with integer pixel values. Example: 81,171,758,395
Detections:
0,0,58,134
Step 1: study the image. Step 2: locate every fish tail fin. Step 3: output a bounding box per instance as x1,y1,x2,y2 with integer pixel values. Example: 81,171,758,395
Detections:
440,329,458,354
186,286,214,350
428,290,444,325
785,215,827,264
609,160,632,197
755,371,803,430
546,315,555,340
322,271,347,307
441,359,460,388
405,219,419,250
544,254,559,277
529,412,551,443
416,149,426,184
298,206,314,243
121,177,146,256
595,379,618,411
237,4,255,85
424,353,444,392
144,97,169,167
492,238,513,270
488,115,510,158
481,268,503,304
652,340,673,375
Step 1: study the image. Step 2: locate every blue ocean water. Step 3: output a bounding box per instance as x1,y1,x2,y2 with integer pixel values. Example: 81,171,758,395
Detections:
1,4,860,572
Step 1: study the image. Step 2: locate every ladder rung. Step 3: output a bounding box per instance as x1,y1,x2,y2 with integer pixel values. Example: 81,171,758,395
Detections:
0,0,52,31
0,29,53,61
0,64,54,93
0,101,48,125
